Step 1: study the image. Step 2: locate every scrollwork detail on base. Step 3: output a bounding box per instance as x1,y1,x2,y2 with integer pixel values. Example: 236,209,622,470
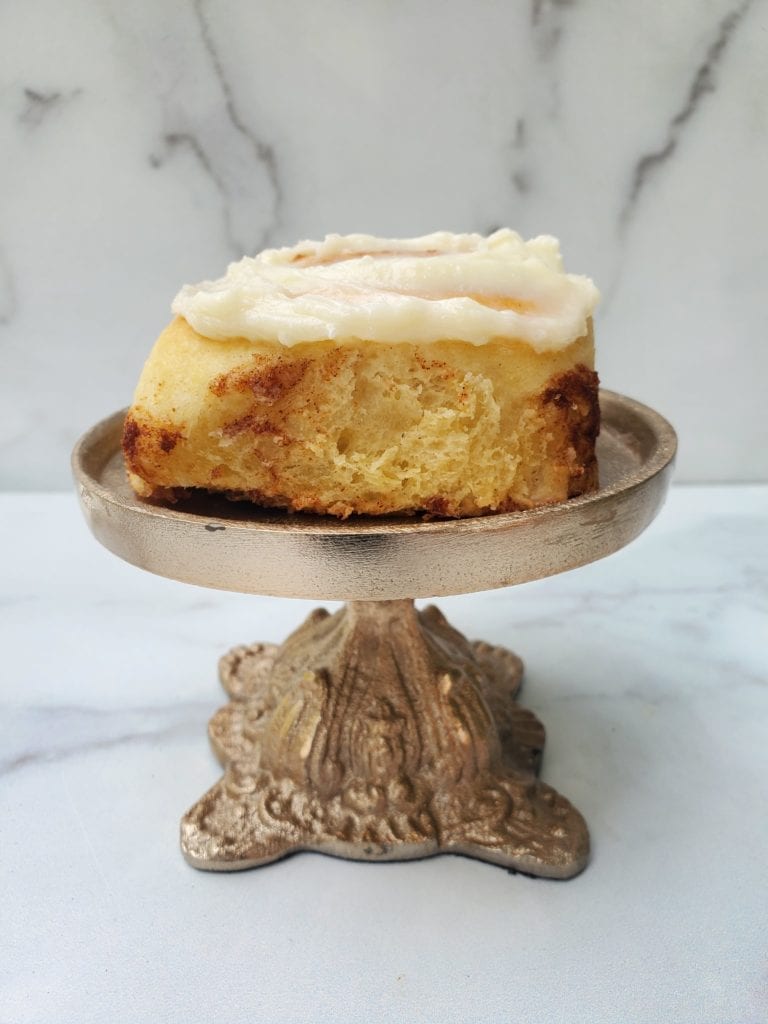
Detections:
181,601,589,878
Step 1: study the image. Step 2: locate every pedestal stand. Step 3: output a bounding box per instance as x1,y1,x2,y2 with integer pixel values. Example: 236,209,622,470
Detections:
182,599,585,876
73,391,675,878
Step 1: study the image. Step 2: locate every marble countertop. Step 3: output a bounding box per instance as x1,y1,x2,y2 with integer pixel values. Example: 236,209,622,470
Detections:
2,485,766,1023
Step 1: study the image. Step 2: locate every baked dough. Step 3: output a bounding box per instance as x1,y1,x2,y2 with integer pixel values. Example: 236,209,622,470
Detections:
123,231,600,517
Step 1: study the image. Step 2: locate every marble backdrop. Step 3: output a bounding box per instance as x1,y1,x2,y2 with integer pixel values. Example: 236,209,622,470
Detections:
1,0,766,488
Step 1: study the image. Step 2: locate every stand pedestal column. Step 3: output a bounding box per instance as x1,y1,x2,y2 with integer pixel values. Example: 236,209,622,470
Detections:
181,600,589,877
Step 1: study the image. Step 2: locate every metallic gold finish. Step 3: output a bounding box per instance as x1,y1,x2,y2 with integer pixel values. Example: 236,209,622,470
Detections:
73,391,677,601
182,601,586,876
72,391,676,876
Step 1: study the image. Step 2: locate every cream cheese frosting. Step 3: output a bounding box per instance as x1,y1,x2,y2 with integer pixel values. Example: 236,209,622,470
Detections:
172,229,599,352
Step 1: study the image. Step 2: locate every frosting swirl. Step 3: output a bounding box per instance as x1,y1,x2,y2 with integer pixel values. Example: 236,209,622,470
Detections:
172,229,599,351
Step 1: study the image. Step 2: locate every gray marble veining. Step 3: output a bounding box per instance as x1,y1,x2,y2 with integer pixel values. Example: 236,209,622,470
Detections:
191,0,282,252
621,0,754,226
1,701,209,778
0,486,766,1022
0,0,766,489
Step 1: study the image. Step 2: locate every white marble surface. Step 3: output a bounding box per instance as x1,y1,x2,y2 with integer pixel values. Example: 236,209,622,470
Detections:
1,485,766,1022
1,1,768,488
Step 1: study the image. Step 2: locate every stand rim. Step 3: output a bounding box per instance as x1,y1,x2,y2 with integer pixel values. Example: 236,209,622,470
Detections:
72,390,676,600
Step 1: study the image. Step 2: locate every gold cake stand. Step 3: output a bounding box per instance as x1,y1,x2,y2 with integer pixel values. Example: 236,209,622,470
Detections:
73,391,676,879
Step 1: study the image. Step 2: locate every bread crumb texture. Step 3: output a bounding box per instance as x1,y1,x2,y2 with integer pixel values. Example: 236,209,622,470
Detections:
124,317,599,518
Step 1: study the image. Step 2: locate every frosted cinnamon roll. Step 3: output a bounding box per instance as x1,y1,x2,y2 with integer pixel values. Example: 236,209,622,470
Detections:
123,230,600,517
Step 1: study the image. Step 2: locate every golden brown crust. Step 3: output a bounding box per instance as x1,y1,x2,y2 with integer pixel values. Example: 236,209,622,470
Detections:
540,364,601,499
123,317,599,518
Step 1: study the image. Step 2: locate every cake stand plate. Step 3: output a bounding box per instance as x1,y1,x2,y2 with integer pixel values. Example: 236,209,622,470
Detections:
73,390,676,878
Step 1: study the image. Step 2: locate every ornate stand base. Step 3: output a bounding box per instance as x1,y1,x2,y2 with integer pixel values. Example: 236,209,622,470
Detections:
181,601,589,878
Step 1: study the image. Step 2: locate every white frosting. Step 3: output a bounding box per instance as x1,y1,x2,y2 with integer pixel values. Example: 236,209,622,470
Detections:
172,229,599,352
